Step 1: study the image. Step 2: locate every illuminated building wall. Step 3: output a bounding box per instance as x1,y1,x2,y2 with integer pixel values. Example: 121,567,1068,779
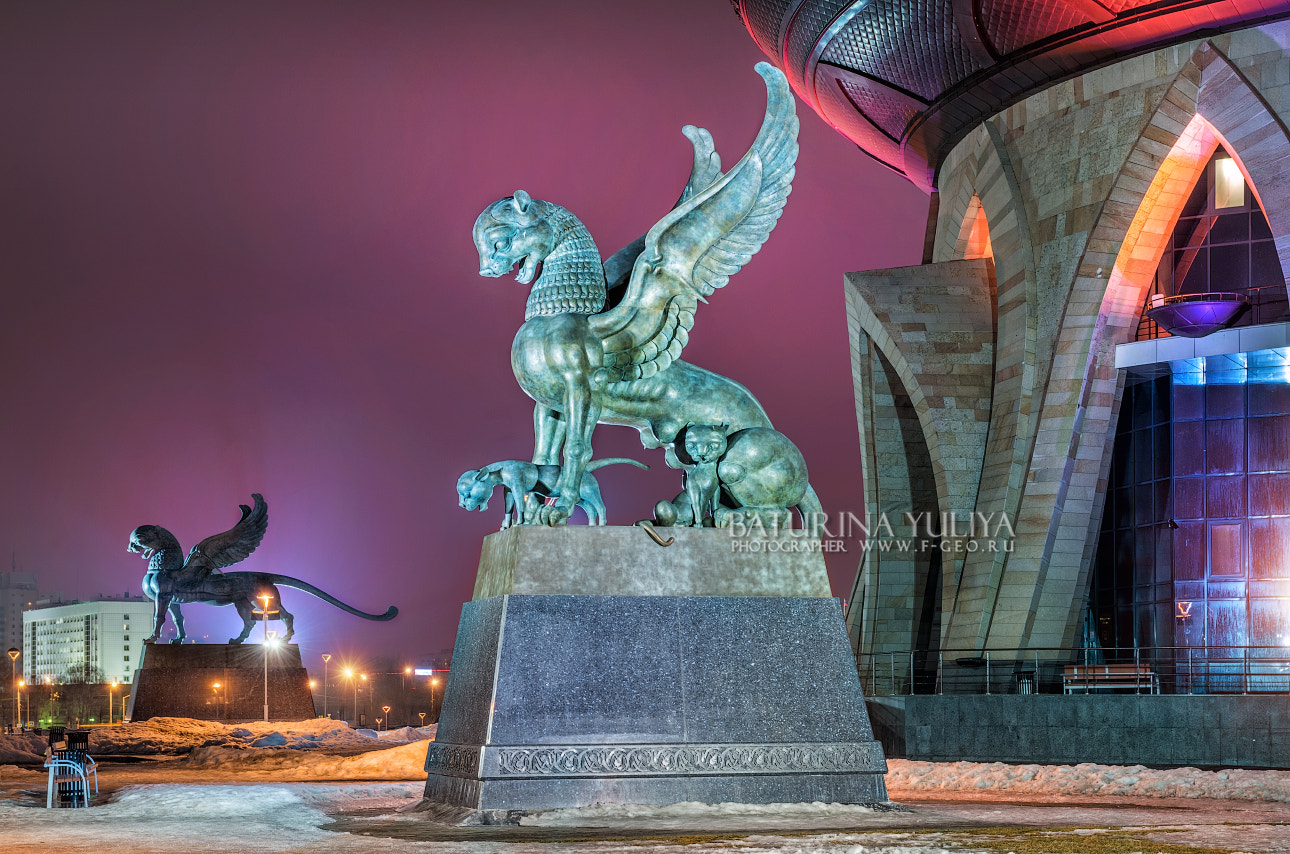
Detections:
841,24,1290,667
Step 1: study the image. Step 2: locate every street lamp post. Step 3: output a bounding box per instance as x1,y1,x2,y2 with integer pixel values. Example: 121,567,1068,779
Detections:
321,654,331,719
381,705,390,731
108,681,118,725
344,669,355,726
7,648,19,732
257,593,278,722
16,680,23,731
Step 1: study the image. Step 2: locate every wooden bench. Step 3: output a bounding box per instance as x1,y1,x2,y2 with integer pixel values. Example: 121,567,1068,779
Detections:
1063,663,1159,694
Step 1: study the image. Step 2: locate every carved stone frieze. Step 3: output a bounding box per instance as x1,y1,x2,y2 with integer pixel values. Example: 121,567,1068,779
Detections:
424,743,481,776
492,742,885,777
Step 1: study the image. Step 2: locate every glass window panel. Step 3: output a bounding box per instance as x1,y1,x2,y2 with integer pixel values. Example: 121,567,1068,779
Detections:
1152,376,1170,424
1172,383,1204,420
1207,599,1249,648
1250,241,1283,289
1132,382,1152,423
1210,211,1250,244
1251,201,1274,237
1249,383,1290,417
1173,522,1206,580
1215,157,1246,209
1251,517,1290,579
1205,418,1245,474
1176,246,1209,294
1250,473,1290,517
1173,422,1205,476
1154,480,1171,524
1112,431,1132,480
1154,525,1172,584
1176,603,1201,646
1206,385,1245,420
1208,582,1247,599
1135,483,1154,527
1135,526,1154,586
1134,429,1153,482
1114,487,1133,530
1250,599,1290,651
1173,477,1204,519
1209,242,1250,293
1153,427,1171,480
1136,606,1155,650
1248,415,1289,472
1209,521,1245,577
1207,475,1247,518
1114,530,1135,587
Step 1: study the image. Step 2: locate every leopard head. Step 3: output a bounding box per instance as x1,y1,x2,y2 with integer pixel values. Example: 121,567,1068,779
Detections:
473,190,559,286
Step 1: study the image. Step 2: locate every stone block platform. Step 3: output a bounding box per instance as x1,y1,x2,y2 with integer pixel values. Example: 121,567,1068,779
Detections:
127,642,315,722
424,526,888,814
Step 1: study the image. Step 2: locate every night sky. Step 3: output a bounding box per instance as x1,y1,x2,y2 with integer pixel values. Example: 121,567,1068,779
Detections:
0,1,928,669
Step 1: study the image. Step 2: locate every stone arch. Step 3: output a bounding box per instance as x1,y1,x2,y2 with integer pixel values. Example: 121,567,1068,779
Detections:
1013,49,1211,651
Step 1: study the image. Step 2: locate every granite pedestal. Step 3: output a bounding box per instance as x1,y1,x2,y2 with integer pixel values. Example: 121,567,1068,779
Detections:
127,643,316,722
423,526,888,813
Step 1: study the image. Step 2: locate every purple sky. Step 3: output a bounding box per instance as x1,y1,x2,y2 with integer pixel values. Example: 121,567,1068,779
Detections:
0,1,928,669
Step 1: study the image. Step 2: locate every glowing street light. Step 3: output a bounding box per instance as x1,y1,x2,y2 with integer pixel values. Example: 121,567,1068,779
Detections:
381,704,391,730
255,593,279,722
321,654,332,719
108,681,119,725
7,648,19,731
16,680,23,730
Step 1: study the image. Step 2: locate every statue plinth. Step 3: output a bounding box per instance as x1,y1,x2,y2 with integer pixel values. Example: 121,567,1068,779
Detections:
423,526,888,817
127,643,316,723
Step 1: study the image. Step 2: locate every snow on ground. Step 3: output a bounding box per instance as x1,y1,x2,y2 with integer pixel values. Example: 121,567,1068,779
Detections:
887,758,1290,802
9,721,1290,851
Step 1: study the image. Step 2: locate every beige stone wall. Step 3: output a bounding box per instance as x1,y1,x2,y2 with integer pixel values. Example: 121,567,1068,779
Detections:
846,22,1290,658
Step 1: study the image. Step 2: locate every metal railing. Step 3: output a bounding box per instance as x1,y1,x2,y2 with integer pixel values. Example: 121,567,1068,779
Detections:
858,645,1290,696
1135,284,1289,340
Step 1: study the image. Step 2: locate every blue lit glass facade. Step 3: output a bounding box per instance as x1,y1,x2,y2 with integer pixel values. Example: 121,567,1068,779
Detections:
1093,359,1290,684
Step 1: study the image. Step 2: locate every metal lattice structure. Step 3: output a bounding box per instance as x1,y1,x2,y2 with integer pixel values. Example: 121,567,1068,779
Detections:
732,0,1290,189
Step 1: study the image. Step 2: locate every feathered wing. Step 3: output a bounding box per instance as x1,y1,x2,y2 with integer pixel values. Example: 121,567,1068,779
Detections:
601,124,723,293
185,493,269,572
589,62,798,382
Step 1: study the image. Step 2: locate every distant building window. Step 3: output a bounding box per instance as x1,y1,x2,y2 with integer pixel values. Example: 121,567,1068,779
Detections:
123,656,129,662
123,635,129,641
123,645,129,651
1215,157,1245,209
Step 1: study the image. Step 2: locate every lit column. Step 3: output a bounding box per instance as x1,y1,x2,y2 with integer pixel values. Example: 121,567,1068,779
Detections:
258,593,274,722
6,648,18,731
321,654,331,719
108,681,118,725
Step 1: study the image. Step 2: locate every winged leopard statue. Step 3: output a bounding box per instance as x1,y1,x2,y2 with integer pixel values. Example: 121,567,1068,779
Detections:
472,62,820,528
129,493,397,644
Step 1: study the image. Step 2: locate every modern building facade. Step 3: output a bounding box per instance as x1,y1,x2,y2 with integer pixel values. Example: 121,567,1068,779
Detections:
0,568,37,653
734,2,1290,690
23,597,154,684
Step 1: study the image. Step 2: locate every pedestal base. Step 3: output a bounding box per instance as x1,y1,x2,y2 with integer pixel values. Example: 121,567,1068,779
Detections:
424,593,888,811
127,643,315,722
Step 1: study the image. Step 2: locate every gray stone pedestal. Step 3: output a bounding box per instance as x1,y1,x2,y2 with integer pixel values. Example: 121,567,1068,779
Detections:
423,526,887,813
127,643,316,722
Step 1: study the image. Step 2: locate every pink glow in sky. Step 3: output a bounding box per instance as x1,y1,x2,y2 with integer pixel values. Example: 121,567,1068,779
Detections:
0,1,928,665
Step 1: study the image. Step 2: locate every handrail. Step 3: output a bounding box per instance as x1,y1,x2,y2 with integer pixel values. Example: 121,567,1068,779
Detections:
857,644,1290,697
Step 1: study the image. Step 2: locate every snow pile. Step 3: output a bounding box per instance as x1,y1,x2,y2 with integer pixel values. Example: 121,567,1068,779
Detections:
888,759,1290,802
375,725,436,743
87,717,380,755
180,738,429,779
0,732,46,763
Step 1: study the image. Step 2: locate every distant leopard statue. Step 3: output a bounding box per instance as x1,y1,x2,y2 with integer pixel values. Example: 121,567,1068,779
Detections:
128,493,397,644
